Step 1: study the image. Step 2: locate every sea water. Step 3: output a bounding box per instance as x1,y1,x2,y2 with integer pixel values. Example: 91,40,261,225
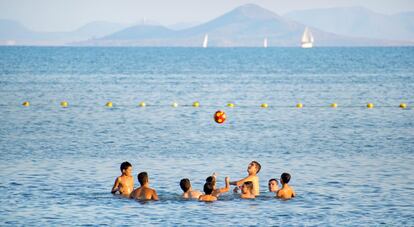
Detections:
0,47,413,226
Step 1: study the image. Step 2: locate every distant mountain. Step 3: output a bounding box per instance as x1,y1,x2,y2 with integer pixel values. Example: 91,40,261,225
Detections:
78,4,411,47
285,7,414,41
0,20,127,45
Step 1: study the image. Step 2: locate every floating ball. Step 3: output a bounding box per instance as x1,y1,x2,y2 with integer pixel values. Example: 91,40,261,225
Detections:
139,102,146,107
227,103,235,108
399,103,407,109
331,103,338,108
61,101,68,108
193,101,200,107
214,110,226,124
296,103,303,108
105,101,113,107
261,103,268,108
172,102,178,108
367,103,374,109
22,101,30,107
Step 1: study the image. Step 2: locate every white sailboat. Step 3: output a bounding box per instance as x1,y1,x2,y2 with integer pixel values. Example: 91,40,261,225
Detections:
202,34,208,48
301,27,314,48
263,37,268,48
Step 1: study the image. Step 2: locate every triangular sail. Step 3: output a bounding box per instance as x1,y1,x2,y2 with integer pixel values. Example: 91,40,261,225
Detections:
203,34,208,48
301,27,314,48
263,38,268,48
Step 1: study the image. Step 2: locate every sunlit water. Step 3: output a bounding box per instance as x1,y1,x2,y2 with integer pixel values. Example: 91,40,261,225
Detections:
0,47,413,226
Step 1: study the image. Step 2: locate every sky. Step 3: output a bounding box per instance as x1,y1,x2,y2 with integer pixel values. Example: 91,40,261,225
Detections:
1,0,413,31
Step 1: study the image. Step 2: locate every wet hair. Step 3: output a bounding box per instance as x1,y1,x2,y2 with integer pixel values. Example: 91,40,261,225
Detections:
203,182,214,195
243,181,254,192
120,161,132,172
137,172,148,185
268,178,278,184
205,176,216,185
251,161,261,173
180,178,191,192
281,172,291,184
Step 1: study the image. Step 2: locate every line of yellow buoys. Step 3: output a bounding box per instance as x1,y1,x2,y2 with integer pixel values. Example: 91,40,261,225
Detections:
20,101,409,109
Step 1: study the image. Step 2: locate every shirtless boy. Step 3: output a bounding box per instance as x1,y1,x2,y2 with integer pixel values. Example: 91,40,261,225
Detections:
230,161,261,196
205,173,230,197
129,172,159,201
198,182,217,202
111,161,134,196
180,178,202,199
277,172,296,200
240,181,255,199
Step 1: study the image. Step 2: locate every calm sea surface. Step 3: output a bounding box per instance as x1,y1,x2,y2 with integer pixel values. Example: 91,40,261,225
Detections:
0,47,413,226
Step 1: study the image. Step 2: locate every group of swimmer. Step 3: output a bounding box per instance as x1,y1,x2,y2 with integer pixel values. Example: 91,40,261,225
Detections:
111,161,295,202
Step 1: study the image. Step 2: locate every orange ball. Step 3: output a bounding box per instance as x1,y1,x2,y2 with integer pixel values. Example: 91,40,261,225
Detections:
214,110,226,124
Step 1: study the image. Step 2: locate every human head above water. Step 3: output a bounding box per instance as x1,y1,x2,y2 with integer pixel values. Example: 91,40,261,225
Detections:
247,161,261,174
138,172,148,186
205,176,216,186
120,161,132,172
268,178,279,192
203,182,214,195
280,172,291,184
241,181,253,194
180,178,191,192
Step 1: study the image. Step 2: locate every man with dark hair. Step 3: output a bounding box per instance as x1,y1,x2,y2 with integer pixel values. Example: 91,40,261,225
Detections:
111,161,134,196
199,182,217,202
230,161,261,196
240,181,255,199
268,178,279,192
130,172,159,201
180,178,202,199
277,172,296,199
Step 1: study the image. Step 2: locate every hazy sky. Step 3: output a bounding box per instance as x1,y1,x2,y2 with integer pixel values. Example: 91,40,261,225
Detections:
1,0,413,31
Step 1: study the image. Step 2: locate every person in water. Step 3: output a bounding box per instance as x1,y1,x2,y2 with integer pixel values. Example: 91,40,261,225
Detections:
240,181,255,199
199,182,217,202
230,161,261,196
268,178,279,192
205,173,230,197
180,178,202,199
276,172,296,200
111,161,134,196
129,172,159,201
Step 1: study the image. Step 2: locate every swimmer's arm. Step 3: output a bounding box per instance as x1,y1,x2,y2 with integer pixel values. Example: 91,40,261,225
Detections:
218,177,230,193
230,175,254,186
152,190,159,201
111,177,120,194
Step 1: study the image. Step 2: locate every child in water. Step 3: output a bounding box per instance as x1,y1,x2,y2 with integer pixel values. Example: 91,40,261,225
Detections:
240,181,255,199
276,172,296,200
111,161,134,196
130,172,159,201
180,178,202,199
199,182,217,202
205,173,230,198
230,161,261,196
268,178,279,192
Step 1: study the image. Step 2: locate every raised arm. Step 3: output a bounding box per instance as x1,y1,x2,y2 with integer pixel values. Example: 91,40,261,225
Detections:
230,175,255,187
218,177,230,193
111,177,120,194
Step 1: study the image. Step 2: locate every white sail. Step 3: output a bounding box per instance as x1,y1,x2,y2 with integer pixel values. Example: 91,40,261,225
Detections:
263,38,268,48
301,27,314,48
203,34,208,48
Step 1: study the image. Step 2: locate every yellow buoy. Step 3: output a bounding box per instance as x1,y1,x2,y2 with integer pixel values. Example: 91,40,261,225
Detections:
296,103,303,108
367,103,374,109
105,101,113,107
227,103,235,108
172,102,178,108
261,103,268,108
139,102,146,107
192,101,200,107
399,103,407,109
331,103,338,108
61,101,68,108
22,101,30,107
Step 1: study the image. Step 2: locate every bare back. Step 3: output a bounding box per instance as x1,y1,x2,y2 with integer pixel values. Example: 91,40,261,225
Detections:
183,190,202,199
277,184,295,200
130,186,159,201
